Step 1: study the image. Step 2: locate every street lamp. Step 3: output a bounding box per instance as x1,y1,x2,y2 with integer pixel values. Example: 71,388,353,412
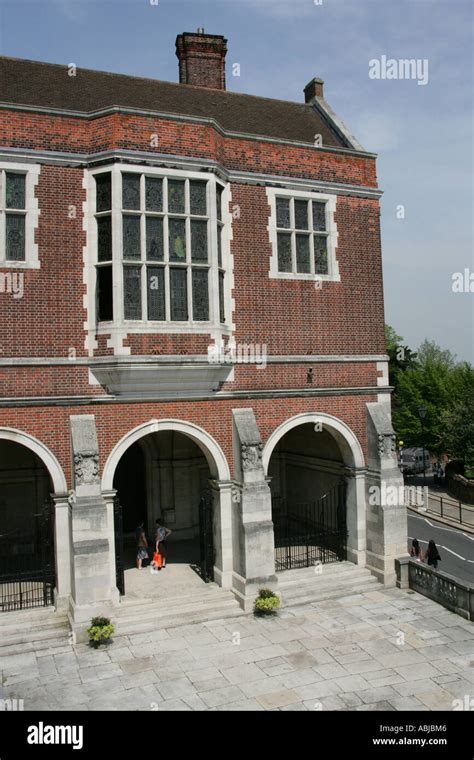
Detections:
418,405,427,486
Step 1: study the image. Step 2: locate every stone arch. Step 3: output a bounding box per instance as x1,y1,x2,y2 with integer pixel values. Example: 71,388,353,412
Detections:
102,418,231,492
262,412,365,474
0,427,67,493
262,412,367,568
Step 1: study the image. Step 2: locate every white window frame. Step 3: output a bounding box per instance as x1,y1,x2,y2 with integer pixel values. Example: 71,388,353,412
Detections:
84,164,233,351
0,162,40,269
266,187,339,282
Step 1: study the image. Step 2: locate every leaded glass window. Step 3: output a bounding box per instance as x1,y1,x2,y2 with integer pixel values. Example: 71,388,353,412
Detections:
274,195,330,276
147,267,165,320
123,215,141,260
168,180,185,214
97,266,113,321
146,217,163,261
191,220,208,262
122,173,140,210
6,173,26,210
314,237,328,274
170,267,188,321
296,234,310,273
277,233,292,272
97,216,112,262
6,215,25,261
169,218,186,261
145,177,163,212
219,271,225,324
276,197,290,228
192,268,209,321
312,202,326,232
94,170,226,325
124,266,142,320
95,173,111,212
294,200,309,230
190,181,207,216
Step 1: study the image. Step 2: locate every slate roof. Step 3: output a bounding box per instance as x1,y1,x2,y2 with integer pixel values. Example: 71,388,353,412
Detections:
0,56,349,148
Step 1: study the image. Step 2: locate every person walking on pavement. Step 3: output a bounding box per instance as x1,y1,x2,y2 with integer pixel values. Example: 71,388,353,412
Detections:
426,539,442,569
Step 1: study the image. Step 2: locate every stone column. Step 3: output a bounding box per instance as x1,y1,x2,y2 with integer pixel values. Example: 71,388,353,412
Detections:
231,408,278,611
344,466,367,566
366,402,408,586
211,479,233,589
68,415,118,640
52,493,72,612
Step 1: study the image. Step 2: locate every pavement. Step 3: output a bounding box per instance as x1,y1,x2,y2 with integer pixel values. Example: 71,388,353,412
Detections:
1,582,473,712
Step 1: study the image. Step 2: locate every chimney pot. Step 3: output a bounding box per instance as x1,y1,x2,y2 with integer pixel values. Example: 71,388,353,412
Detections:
304,77,324,102
176,31,228,90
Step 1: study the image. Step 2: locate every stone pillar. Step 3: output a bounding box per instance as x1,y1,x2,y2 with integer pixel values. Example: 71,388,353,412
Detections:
345,466,367,566
366,402,408,586
231,408,278,611
211,479,233,589
68,415,118,640
52,493,72,612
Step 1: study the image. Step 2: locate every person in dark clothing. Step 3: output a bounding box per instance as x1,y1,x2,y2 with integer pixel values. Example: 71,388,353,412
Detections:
410,538,422,560
135,522,149,570
426,539,441,569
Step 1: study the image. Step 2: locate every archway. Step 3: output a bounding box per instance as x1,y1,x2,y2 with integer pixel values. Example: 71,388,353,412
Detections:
103,420,230,598
0,437,57,611
263,413,366,570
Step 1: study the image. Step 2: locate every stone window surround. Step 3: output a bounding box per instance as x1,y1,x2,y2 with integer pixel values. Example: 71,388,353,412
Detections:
266,187,340,282
0,162,40,269
83,164,234,356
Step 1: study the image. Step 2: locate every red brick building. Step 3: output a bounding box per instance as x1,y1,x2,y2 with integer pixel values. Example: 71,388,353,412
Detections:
0,31,406,625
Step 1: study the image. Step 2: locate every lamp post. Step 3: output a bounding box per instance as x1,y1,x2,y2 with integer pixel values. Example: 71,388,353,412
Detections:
418,406,427,486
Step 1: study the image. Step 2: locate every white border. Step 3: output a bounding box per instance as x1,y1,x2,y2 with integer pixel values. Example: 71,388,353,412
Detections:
266,186,340,282
0,162,40,269
84,164,234,356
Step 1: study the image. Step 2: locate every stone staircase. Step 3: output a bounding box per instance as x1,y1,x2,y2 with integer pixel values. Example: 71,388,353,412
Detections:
277,561,381,608
0,606,70,658
113,582,245,636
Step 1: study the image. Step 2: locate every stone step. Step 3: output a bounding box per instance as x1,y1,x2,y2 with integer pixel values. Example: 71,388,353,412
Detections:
0,621,70,649
278,573,378,597
115,601,245,635
0,615,70,638
277,568,375,592
0,606,60,626
119,585,224,610
0,636,73,659
276,561,368,582
280,579,380,608
115,594,240,624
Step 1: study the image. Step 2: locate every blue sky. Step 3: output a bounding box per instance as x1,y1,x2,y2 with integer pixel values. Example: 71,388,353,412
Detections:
0,0,472,361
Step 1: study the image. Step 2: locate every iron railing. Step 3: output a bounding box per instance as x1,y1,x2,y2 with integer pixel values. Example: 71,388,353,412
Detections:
273,480,347,571
0,500,55,612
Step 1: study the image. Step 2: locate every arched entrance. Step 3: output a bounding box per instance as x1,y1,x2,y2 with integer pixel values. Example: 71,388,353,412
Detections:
103,420,231,597
263,413,366,571
0,436,57,611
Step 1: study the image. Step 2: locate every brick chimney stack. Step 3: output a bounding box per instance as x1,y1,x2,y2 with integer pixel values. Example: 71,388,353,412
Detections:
176,30,228,90
304,77,324,102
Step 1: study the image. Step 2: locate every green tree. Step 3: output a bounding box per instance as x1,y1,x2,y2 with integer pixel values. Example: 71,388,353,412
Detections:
439,364,474,471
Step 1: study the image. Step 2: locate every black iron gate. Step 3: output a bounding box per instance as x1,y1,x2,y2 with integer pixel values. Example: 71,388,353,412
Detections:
0,497,56,612
273,480,347,571
114,496,125,596
199,489,215,582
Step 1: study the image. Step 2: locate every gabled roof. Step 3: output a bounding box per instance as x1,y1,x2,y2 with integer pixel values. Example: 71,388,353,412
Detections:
0,56,350,148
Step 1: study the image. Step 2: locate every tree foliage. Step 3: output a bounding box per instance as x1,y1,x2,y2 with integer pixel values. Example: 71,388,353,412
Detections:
385,325,474,462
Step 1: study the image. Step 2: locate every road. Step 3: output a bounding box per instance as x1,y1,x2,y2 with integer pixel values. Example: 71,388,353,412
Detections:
407,512,474,584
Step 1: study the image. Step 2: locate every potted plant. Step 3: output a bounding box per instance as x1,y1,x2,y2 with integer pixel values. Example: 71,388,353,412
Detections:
254,588,280,617
87,616,115,648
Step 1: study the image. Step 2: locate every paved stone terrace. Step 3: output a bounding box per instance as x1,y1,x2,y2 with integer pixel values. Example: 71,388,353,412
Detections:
1,586,473,712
